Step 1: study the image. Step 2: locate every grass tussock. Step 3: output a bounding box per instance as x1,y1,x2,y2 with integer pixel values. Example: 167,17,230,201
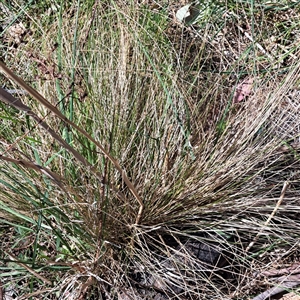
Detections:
1,0,300,299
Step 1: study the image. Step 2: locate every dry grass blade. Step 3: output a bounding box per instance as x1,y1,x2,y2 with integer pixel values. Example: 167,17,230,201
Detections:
5,252,52,285
0,61,143,224
0,154,63,184
245,181,290,253
0,86,31,111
